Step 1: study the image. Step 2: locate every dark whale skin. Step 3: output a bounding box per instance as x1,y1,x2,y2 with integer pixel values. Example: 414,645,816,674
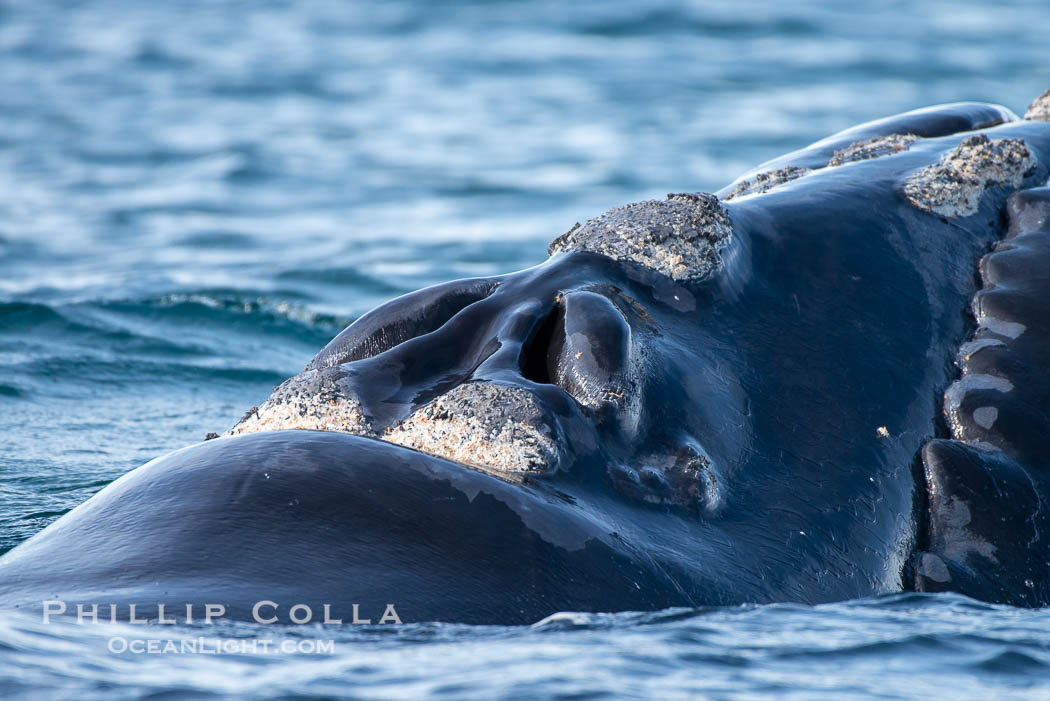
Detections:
0,432,692,624
1,102,1049,623
916,186,1050,607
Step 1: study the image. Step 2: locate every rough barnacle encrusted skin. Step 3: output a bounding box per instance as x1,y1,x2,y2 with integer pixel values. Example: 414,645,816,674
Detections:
726,134,919,200
547,192,733,282
724,166,809,200
827,133,918,167
902,134,1036,217
224,367,373,437
1025,89,1050,122
224,377,560,480
384,382,560,480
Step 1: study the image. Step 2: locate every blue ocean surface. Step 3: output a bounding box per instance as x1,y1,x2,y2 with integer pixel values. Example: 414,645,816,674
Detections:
1,0,1049,698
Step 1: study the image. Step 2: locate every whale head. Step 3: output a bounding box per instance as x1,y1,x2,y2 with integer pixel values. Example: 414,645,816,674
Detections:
227,192,739,513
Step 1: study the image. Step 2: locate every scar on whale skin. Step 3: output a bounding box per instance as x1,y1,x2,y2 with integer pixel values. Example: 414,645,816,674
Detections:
548,192,732,282
608,444,719,512
903,134,1036,217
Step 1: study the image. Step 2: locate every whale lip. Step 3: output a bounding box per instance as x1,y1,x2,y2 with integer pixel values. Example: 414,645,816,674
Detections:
0,430,620,624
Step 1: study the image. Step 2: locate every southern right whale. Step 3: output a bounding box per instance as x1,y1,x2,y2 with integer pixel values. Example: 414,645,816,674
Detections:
1,90,1050,623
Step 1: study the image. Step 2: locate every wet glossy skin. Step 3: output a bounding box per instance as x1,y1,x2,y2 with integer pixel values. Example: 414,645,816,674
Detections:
2,103,1049,623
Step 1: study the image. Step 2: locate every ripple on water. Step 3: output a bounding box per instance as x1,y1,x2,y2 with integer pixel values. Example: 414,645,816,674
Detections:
0,596,1045,699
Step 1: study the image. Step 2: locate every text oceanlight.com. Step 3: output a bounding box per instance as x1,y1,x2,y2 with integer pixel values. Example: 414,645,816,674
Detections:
108,636,336,655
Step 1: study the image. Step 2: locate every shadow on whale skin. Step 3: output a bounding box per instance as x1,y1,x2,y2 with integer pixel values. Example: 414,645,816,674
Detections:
3,95,1050,623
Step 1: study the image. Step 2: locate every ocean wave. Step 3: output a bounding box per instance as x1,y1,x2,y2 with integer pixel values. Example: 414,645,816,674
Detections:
0,594,1046,699
0,295,349,401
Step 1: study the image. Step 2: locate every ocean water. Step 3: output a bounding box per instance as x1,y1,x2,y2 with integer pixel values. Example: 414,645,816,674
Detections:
1,0,1049,698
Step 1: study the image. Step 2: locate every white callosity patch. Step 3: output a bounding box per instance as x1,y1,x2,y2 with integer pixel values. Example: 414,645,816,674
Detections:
548,193,732,282
933,497,998,566
225,374,560,480
902,134,1036,217
1024,88,1050,122
225,368,373,437
943,373,1013,440
384,383,560,480
723,166,808,199
972,406,999,430
917,552,952,583
958,337,1004,361
725,133,919,200
978,316,1026,340
827,133,918,166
